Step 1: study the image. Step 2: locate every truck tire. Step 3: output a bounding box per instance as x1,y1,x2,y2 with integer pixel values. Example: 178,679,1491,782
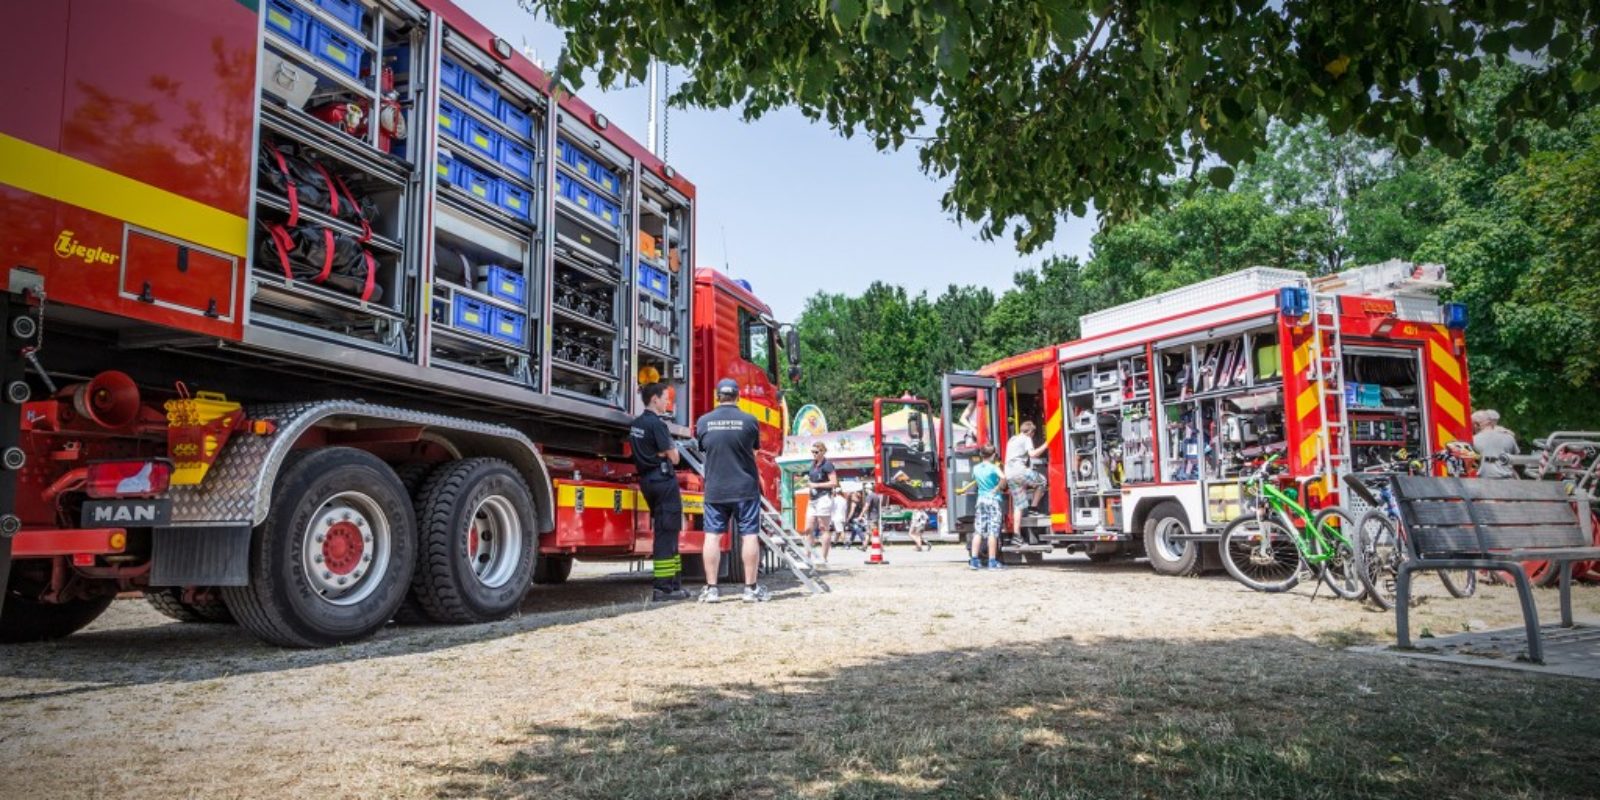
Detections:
532,553,573,584
410,458,537,623
1143,501,1201,576
0,591,116,643
221,447,416,648
391,461,442,624
144,588,235,623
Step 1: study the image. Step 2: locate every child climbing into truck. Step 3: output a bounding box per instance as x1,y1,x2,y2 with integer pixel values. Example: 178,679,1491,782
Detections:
963,445,1007,570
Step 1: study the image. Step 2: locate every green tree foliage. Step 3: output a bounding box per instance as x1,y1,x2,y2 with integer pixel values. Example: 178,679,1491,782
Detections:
526,0,1599,250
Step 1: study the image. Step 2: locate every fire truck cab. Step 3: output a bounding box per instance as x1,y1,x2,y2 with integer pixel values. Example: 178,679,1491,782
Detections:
933,262,1472,572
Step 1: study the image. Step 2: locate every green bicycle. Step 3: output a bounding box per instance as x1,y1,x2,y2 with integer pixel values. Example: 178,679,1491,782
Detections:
1218,455,1365,598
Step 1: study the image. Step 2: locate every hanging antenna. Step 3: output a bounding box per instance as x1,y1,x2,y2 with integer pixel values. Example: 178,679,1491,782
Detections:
721,225,731,274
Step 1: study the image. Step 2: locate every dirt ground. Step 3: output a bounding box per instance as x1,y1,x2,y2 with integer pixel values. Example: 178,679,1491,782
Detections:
2,546,1598,800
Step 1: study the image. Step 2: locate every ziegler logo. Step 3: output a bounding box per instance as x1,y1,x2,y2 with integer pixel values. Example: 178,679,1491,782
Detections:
54,230,121,266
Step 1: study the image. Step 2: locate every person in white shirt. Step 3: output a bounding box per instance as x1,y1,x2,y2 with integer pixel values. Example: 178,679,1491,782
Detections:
1005,420,1048,535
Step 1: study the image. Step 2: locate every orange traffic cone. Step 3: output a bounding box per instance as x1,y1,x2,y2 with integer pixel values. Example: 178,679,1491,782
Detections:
865,526,888,565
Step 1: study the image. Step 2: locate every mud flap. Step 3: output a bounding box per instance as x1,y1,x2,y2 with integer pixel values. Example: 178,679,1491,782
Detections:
0,283,41,615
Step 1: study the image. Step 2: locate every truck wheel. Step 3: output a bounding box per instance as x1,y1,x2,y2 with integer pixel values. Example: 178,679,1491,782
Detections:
1143,501,1201,576
222,447,416,648
144,588,234,623
0,587,116,643
532,553,573,584
410,458,537,623
391,461,441,624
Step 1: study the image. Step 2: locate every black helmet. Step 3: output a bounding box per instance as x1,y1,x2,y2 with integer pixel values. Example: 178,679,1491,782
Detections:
716,378,740,399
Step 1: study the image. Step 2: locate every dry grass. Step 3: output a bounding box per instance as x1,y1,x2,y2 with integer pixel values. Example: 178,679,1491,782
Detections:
2,548,1597,799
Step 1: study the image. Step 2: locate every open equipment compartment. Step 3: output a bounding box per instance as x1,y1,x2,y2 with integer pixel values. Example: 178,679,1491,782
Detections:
1342,347,1424,470
633,169,692,422
251,0,421,354
426,27,546,384
548,110,633,407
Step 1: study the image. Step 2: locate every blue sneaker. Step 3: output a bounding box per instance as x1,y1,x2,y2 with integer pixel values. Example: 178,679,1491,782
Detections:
987,559,1003,570
968,557,981,570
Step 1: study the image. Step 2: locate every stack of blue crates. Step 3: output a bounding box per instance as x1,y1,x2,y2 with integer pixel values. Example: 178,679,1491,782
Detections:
434,53,537,221
263,0,366,81
475,264,527,345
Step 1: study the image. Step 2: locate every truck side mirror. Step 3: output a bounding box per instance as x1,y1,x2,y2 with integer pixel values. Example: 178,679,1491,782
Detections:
784,328,800,366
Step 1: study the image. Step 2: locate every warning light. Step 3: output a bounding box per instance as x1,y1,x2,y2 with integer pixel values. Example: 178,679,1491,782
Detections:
1444,302,1468,330
1278,286,1310,318
108,532,127,551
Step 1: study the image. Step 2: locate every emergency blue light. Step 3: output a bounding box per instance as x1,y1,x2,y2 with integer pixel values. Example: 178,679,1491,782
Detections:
1278,286,1309,318
734,279,753,293
1444,302,1468,329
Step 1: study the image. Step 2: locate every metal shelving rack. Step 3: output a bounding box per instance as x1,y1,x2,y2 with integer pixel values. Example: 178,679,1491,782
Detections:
249,0,421,356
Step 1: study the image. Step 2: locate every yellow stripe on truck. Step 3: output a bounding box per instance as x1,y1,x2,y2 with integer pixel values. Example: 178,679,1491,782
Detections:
1428,339,1462,384
738,398,781,429
0,133,249,257
1044,408,1063,444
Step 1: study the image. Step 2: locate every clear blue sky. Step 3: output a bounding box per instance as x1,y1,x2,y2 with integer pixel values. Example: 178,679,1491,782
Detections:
456,1,1096,321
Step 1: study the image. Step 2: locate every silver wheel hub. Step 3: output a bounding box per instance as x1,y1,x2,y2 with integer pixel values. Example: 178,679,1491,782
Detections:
466,494,522,589
301,491,391,606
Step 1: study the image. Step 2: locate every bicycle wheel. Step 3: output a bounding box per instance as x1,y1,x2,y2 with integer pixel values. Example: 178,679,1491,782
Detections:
1354,510,1402,611
1438,567,1477,598
1311,506,1366,601
1219,515,1303,593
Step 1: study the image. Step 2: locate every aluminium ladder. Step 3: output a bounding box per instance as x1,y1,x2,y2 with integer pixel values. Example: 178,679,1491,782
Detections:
677,445,831,594
1309,294,1350,493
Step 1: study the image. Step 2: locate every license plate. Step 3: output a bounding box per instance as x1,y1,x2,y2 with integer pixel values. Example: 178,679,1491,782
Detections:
81,498,173,527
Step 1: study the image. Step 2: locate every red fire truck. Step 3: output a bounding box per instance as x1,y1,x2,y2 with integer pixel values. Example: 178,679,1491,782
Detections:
0,0,796,646
885,263,1472,571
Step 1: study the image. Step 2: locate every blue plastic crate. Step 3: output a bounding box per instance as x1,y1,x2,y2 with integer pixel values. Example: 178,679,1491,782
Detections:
591,194,620,227
556,138,579,168
462,71,498,115
452,295,492,335
498,140,534,177
439,57,466,96
308,21,362,79
459,164,495,204
497,180,532,219
498,99,534,140
476,265,527,304
436,98,464,141
583,155,621,197
489,307,527,344
314,0,365,31
435,151,456,183
555,172,577,202
463,117,498,161
264,0,310,46
638,262,670,300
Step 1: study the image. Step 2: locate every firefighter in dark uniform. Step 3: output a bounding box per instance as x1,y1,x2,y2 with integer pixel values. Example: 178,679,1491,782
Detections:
632,381,690,601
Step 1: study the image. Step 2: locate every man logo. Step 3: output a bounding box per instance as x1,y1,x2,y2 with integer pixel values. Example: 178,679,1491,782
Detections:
93,504,158,523
81,500,171,527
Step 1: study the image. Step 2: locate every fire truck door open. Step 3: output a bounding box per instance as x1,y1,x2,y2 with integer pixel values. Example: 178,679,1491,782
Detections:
874,397,943,509
941,374,999,532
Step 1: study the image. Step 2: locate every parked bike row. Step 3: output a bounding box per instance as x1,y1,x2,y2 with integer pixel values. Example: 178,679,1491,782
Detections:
1216,433,1600,606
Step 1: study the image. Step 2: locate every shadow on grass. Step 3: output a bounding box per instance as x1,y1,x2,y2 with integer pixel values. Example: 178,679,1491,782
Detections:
0,572,670,700
434,634,1600,800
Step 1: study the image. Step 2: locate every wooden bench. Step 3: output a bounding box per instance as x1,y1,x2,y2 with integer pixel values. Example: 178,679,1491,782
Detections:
1389,476,1600,663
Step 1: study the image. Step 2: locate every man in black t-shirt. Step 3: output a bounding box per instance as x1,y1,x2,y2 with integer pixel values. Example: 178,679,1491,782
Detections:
694,378,768,603
632,382,688,602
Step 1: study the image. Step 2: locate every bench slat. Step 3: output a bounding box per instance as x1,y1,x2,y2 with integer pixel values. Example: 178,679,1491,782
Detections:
1393,476,1571,502
1406,500,1578,526
1497,546,1600,561
1411,524,1589,554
